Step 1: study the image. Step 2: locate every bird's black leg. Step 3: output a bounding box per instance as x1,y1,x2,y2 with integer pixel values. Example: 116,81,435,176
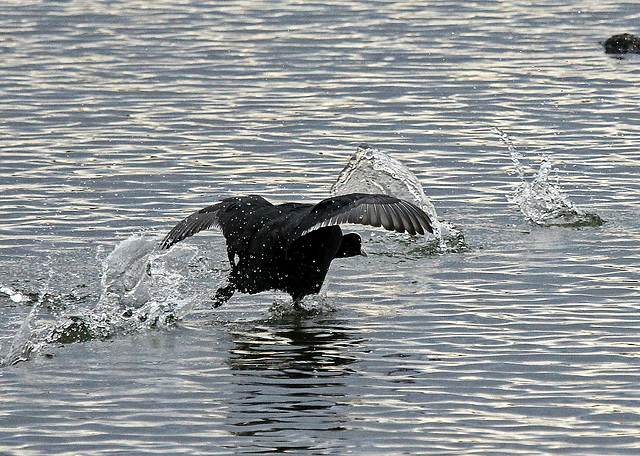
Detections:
213,284,235,308
292,296,303,311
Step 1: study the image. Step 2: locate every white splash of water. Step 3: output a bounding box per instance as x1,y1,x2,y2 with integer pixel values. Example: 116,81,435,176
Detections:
493,126,525,180
90,234,199,336
0,268,52,367
1,234,199,366
493,128,604,227
0,285,27,303
331,143,465,252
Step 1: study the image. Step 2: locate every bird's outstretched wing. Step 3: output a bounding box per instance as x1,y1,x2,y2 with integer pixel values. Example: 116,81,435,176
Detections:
293,193,433,240
159,195,272,249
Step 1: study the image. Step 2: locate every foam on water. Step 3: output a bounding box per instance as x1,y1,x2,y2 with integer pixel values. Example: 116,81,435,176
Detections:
331,144,465,252
493,128,605,227
0,234,199,367
0,285,27,303
0,270,52,367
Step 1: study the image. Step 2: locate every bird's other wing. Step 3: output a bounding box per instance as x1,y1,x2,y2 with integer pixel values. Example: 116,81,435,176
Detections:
159,195,272,249
293,193,433,240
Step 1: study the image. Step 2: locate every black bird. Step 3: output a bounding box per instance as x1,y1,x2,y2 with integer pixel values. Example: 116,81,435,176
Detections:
160,193,433,309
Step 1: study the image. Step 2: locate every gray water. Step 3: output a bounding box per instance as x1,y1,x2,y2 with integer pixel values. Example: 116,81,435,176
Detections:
2,1,640,454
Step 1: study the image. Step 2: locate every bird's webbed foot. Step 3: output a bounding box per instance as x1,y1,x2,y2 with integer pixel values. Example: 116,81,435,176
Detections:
213,285,235,308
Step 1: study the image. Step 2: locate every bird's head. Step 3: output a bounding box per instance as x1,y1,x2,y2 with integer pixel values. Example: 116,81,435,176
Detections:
336,233,367,258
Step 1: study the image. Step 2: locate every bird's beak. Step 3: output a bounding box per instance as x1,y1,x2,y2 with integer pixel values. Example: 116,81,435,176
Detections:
360,247,367,257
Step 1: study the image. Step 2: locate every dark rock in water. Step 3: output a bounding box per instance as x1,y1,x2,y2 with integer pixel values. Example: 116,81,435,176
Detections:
603,33,640,54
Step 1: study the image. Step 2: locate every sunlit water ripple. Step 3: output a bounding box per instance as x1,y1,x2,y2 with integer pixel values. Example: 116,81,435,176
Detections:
1,1,640,455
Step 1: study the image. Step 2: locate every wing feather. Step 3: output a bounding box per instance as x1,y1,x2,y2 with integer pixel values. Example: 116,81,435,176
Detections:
401,199,429,235
159,206,223,249
378,205,393,231
160,195,273,249
386,203,407,234
363,203,377,226
296,193,432,239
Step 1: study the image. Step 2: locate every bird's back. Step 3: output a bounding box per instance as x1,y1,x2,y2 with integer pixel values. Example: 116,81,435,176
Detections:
222,201,317,295
220,201,312,257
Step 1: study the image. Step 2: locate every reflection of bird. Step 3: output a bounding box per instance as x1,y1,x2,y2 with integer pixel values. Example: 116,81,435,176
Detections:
160,193,432,308
228,323,358,375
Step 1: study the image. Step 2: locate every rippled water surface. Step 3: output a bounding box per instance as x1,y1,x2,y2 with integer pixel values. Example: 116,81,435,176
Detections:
2,1,640,454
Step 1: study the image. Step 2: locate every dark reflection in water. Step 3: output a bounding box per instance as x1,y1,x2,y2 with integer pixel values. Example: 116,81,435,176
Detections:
223,314,361,450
